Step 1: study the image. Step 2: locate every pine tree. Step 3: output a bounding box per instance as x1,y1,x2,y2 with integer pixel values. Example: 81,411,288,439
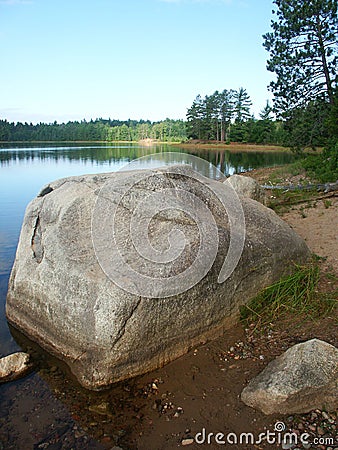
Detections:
263,0,337,115
233,87,252,122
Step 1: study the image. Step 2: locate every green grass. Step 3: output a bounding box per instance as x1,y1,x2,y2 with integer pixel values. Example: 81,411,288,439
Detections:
240,262,337,332
263,141,337,186
267,188,320,213
263,160,305,185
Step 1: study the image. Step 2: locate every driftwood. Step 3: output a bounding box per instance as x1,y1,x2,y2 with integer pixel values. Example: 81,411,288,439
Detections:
261,181,338,192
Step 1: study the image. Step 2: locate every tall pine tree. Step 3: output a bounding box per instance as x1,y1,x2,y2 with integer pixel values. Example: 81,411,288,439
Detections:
263,0,337,115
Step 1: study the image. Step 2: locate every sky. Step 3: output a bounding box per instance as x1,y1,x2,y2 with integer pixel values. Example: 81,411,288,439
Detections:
0,0,275,124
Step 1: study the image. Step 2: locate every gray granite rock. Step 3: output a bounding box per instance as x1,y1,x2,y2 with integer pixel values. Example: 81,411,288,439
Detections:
225,174,266,204
0,352,32,383
241,339,338,414
7,166,309,389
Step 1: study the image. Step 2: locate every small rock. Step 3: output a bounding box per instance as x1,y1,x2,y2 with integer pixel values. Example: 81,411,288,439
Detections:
224,174,266,204
182,438,194,446
0,352,32,383
241,339,338,415
174,407,184,418
321,411,330,420
88,402,113,417
74,430,85,439
317,426,324,435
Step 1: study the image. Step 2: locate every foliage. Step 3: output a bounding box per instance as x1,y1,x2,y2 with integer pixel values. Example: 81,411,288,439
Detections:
0,118,187,143
240,262,336,331
186,90,238,141
259,101,274,120
186,88,286,144
263,0,338,115
301,140,338,182
234,87,253,122
283,98,333,150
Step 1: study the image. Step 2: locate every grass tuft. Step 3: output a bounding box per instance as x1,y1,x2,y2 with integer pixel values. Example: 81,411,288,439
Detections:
240,261,337,332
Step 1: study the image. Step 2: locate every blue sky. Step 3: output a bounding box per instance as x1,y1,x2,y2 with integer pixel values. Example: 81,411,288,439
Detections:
0,0,275,124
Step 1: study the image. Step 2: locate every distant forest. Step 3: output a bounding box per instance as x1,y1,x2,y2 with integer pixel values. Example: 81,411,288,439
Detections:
0,111,291,147
0,118,187,143
0,88,289,145
0,86,335,149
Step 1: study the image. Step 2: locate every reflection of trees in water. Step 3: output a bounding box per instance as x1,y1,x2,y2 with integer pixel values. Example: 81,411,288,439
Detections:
0,145,297,177
186,149,297,176
0,145,178,166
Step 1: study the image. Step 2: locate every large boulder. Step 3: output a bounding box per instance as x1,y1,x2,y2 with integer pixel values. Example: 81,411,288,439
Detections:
241,339,338,414
6,166,310,389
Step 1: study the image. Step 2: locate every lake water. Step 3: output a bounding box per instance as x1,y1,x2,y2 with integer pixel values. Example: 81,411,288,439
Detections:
0,143,296,356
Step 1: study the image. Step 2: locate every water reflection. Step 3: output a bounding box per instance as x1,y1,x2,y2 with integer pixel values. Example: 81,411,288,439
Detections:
0,143,296,176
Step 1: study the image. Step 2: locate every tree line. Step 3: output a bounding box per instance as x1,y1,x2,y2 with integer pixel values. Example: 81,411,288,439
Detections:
0,118,187,143
186,88,287,145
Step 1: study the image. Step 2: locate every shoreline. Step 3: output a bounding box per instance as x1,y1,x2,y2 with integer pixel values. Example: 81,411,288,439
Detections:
0,140,291,152
173,142,291,152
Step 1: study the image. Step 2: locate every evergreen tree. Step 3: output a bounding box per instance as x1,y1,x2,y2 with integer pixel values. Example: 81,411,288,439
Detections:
219,89,236,141
259,100,274,120
186,95,206,139
263,0,338,114
233,87,252,122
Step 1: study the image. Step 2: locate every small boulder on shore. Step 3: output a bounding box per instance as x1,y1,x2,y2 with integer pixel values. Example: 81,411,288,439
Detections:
241,338,338,414
224,174,266,204
0,352,32,383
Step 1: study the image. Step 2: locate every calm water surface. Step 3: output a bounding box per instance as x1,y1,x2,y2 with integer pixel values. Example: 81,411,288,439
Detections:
0,143,296,355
